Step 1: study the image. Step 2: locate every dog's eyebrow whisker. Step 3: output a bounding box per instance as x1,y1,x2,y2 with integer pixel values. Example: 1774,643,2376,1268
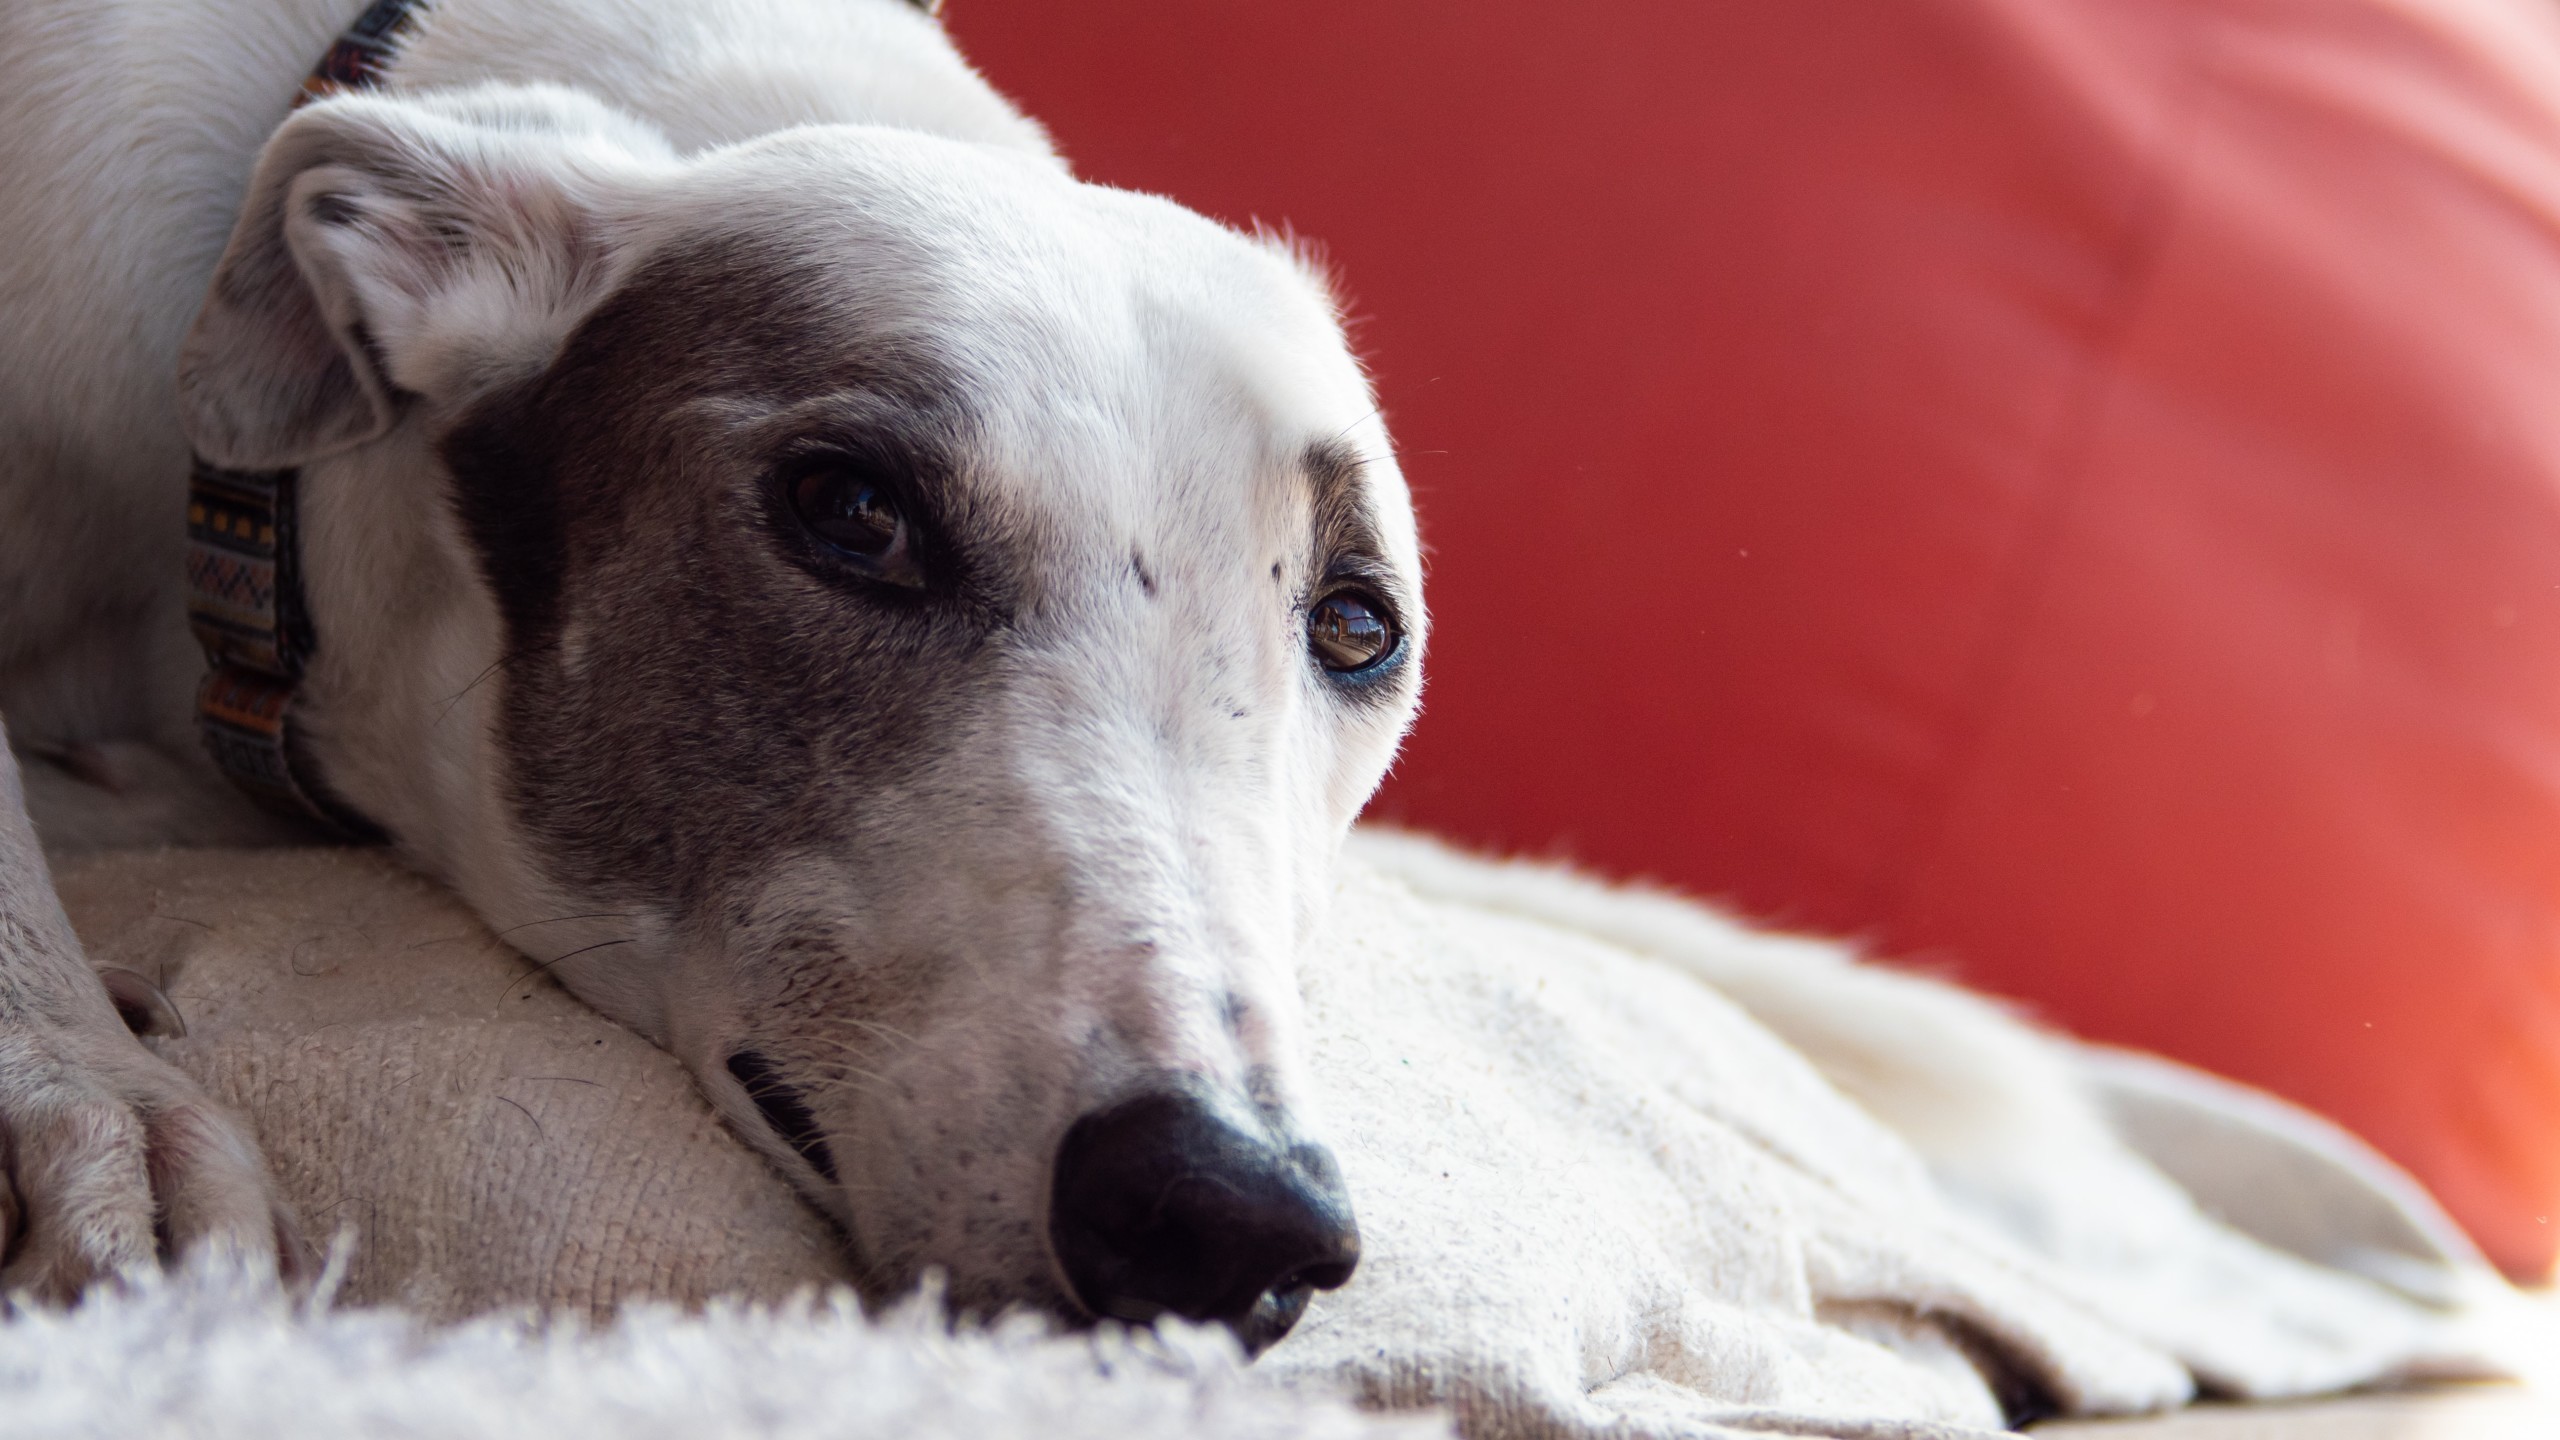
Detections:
496,936,639,1005
1323,404,1388,450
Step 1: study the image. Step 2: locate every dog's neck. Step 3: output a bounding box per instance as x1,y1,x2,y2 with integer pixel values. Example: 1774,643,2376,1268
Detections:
180,3,445,838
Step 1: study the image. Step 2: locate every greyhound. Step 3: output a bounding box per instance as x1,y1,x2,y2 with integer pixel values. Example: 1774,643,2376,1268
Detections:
0,0,1421,1352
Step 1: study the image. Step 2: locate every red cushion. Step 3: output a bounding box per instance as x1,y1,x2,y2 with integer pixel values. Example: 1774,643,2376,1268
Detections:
951,0,2560,1278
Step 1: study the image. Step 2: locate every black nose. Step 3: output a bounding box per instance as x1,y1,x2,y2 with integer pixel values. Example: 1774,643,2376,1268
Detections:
1049,1088,1360,1356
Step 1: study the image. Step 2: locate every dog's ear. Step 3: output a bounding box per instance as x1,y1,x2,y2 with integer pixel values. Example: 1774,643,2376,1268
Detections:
178,85,673,470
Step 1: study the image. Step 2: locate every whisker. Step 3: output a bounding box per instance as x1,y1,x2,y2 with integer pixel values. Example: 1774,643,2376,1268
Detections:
833,1016,917,1046
796,1046,898,1087
429,659,503,728
491,911,638,939
497,936,638,1005
491,1094,546,1141
797,1032,914,1067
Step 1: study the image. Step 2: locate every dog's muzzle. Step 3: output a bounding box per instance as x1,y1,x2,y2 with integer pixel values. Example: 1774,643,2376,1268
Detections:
1048,1086,1360,1356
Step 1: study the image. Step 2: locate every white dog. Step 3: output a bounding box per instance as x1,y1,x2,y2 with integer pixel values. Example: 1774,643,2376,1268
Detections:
0,0,1421,1352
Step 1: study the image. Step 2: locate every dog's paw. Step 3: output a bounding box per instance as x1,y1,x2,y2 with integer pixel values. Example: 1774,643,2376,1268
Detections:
0,1012,302,1304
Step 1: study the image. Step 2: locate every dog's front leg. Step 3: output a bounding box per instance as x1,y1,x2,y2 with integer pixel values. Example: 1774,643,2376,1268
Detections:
0,721,298,1300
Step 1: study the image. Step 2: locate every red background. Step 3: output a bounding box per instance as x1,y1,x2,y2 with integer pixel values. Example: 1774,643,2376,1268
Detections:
950,0,2560,1277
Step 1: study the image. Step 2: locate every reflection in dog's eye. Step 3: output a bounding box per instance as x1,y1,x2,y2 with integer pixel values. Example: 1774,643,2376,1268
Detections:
1308,591,1397,674
789,462,921,585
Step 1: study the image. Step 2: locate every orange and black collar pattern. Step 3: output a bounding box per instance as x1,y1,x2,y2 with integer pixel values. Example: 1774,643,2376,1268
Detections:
301,0,435,105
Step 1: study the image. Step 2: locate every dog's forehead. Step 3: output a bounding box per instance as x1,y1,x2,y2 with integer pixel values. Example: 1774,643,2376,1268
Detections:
611,129,1400,543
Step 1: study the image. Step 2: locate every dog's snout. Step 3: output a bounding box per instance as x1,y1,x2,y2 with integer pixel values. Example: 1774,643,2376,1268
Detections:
1048,1088,1359,1356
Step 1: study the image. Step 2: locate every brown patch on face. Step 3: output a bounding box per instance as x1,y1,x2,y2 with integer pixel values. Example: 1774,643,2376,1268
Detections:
437,232,1014,914
1303,439,1385,572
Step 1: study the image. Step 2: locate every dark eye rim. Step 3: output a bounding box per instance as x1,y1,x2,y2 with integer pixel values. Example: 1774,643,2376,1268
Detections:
1306,582,1409,682
767,443,935,592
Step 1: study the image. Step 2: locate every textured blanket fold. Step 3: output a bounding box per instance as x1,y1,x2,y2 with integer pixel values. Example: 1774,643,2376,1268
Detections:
18,838,2518,1440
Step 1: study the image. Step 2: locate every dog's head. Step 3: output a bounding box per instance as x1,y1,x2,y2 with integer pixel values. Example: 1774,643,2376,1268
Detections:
177,85,1421,1349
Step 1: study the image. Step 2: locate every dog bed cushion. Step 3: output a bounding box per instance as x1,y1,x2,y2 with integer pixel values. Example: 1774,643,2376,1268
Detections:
22,838,2520,1438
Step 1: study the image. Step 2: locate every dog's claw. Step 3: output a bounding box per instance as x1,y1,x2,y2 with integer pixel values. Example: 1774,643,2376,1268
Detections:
0,1046,291,1302
97,968,186,1039
1,734,293,1303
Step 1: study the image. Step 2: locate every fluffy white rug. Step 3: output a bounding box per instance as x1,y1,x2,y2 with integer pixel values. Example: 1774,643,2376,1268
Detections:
16,834,2528,1440
0,1264,1438,1440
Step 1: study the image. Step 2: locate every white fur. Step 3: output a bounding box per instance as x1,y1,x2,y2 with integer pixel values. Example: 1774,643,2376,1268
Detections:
0,0,1043,747
1,0,1419,1317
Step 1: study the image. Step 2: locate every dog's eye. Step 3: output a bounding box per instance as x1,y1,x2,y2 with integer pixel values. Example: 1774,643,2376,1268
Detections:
1308,590,1398,674
789,463,922,585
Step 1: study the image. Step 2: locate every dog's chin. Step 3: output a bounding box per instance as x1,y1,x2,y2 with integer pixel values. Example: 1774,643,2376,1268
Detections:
728,1124,1070,1321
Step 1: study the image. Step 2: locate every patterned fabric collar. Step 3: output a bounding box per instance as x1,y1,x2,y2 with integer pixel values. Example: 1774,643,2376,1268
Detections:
301,0,435,105
182,0,432,839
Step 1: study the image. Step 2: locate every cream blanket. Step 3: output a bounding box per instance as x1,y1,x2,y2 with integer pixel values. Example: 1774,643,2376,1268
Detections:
19,837,2521,1439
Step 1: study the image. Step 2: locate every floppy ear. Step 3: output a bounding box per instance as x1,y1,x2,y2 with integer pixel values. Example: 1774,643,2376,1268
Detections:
178,84,674,470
